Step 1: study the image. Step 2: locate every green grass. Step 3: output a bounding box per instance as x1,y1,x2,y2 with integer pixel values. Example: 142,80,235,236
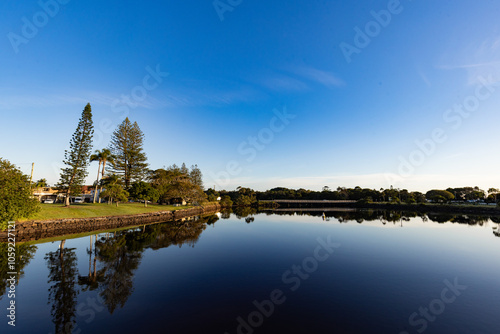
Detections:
18,202,192,221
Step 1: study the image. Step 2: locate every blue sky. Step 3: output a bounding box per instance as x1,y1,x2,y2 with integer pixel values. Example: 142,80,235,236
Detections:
1,0,500,192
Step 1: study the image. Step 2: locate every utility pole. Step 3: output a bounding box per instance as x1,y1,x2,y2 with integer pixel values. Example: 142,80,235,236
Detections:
29,162,34,188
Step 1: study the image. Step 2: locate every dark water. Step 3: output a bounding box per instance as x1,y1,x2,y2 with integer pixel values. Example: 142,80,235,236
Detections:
1,210,500,334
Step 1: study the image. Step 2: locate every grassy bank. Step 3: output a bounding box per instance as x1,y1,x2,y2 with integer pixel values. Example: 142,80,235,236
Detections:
18,203,192,221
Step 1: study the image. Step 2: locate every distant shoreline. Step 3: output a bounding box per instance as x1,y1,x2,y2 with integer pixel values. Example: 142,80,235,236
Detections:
264,201,500,216
356,202,500,215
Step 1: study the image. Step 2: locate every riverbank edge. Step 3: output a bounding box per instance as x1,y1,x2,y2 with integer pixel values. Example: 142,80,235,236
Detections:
264,201,500,216
0,203,221,242
353,202,500,215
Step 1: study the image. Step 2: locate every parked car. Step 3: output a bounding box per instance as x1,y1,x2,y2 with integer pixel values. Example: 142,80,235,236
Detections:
43,199,54,204
74,197,84,203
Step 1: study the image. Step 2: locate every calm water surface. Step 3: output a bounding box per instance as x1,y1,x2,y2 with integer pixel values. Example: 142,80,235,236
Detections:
1,210,500,334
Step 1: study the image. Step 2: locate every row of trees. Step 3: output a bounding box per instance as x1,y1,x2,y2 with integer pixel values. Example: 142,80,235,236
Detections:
425,187,500,203
204,185,500,207
207,186,427,206
55,104,206,206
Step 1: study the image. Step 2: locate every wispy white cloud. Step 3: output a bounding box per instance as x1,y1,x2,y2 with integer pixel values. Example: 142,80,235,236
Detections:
0,90,159,110
417,69,432,87
199,87,266,105
0,84,263,112
0,94,89,109
440,60,500,70
442,152,465,160
157,85,264,108
0,66,344,112
438,36,500,85
257,74,310,92
290,66,346,88
248,65,345,94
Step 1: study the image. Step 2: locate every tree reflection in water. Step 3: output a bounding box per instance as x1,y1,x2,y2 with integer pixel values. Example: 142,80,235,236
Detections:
491,217,500,237
93,215,218,313
78,234,105,292
266,209,500,232
40,214,220,331
45,240,79,334
96,232,142,314
0,243,37,300
233,206,257,219
219,207,257,222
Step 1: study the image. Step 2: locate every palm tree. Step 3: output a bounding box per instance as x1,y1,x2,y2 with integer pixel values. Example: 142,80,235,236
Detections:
99,149,115,203
90,151,103,203
91,149,116,203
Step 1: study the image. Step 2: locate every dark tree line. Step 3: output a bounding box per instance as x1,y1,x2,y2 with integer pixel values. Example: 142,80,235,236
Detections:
208,186,426,206
206,185,500,207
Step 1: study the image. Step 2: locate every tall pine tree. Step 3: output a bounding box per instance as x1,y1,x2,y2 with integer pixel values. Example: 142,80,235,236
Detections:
180,162,189,175
57,103,94,206
189,164,204,190
108,118,148,189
